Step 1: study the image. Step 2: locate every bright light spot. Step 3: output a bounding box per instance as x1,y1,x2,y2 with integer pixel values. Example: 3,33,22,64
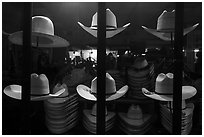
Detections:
194,49,199,53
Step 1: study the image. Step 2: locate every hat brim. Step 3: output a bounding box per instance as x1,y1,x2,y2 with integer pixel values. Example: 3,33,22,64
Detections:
119,113,152,127
3,84,65,101
76,84,128,101
8,31,70,48
142,23,199,41
142,86,197,101
78,22,130,38
83,109,115,124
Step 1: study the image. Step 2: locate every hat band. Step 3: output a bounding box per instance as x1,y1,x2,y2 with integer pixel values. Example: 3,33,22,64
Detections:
90,90,116,95
154,91,172,95
91,25,117,30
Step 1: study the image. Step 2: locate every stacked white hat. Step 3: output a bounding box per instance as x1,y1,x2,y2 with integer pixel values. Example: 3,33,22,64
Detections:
118,104,154,134
82,103,116,134
106,70,126,92
142,73,197,134
44,83,79,134
127,57,155,100
160,102,194,135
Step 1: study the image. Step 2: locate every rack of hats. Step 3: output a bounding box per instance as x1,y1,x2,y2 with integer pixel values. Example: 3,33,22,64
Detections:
141,9,199,135
76,8,159,135
3,15,80,134
3,3,201,135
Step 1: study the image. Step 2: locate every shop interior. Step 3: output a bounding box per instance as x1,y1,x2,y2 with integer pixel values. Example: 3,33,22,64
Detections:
2,2,202,135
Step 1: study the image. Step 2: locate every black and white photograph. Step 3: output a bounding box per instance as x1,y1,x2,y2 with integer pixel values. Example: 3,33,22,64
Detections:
2,2,202,135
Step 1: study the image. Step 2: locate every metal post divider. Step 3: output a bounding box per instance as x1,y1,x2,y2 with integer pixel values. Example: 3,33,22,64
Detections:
20,2,32,134
97,2,106,135
173,2,184,135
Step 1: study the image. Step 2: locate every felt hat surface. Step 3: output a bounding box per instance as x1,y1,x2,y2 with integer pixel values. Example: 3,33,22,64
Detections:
78,9,130,38
77,73,128,101
83,104,115,124
45,83,72,104
142,73,197,101
119,105,152,127
9,16,69,47
3,73,65,101
142,10,199,41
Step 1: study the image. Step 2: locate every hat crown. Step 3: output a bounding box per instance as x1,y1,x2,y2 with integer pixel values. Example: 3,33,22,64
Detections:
91,103,107,116
31,73,49,95
157,10,175,31
91,73,116,94
127,105,143,120
155,73,173,94
133,57,148,69
91,8,117,29
32,16,54,36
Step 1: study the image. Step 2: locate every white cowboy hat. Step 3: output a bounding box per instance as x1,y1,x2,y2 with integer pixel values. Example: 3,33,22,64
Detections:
8,16,69,47
83,104,115,124
3,73,65,101
76,73,128,101
142,73,197,101
119,105,152,127
82,104,115,134
142,10,199,41
78,8,130,38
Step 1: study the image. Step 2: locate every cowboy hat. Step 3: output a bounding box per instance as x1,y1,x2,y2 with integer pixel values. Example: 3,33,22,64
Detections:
45,83,76,104
8,16,69,47
142,10,199,41
78,8,130,38
76,73,128,101
142,73,197,101
118,105,152,127
3,73,65,101
83,104,115,124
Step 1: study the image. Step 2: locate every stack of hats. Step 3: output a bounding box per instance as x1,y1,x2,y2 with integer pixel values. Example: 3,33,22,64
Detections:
106,70,126,91
142,73,197,135
82,103,116,134
44,83,79,134
160,102,194,135
127,57,155,100
118,104,154,134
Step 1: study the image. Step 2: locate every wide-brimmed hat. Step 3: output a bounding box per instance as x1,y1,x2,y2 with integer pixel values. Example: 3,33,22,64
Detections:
45,83,71,104
83,104,115,124
142,10,199,41
77,73,128,101
8,16,69,47
78,8,130,38
128,57,154,78
142,73,197,101
119,105,152,127
3,73,65,101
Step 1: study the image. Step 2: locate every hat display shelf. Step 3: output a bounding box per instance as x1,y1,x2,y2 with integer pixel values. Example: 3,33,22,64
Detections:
142,10,199,76
142,9,199,134
77,7,130,134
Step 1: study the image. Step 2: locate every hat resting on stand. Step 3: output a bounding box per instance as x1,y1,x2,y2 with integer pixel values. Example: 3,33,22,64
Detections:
9,16,70,47
78,8,130,38
142,10,199,41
